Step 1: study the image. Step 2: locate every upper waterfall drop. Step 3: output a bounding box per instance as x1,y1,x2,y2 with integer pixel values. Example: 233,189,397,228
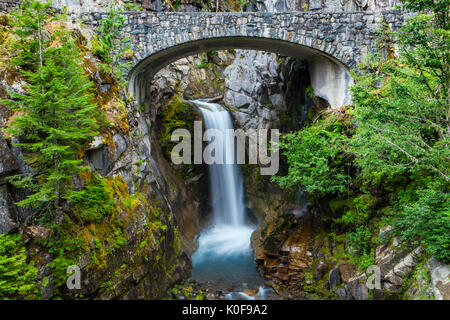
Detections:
191,100,246,227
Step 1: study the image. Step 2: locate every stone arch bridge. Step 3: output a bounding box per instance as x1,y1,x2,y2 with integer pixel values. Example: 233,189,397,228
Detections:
82,10,407,108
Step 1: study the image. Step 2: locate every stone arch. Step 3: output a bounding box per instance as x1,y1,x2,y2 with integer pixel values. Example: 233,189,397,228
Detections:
128,36,352,109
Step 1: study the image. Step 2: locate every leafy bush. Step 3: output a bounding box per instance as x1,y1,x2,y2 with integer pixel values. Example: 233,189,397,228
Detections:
272,113,352,198
350,248,375,272
0,233,39,299
347,225,372,256
340,194,377,226
393,182,450,263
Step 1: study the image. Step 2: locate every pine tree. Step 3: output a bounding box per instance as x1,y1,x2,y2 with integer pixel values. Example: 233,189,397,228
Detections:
9,0,54,71
3,1,99,213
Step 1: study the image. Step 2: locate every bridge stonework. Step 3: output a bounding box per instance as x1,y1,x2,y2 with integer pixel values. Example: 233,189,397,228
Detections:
81,11,408,107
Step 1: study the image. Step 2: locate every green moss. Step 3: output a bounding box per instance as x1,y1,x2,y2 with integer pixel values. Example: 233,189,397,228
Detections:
0,14,17,76
166,283,207,300
159,94,197,159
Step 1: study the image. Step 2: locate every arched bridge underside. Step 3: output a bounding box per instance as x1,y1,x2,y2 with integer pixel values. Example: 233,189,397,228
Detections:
82,11,407,108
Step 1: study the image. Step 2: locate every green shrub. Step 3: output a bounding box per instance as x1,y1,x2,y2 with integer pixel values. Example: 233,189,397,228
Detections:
347,226,372,256
71,173,114,223
393,181,450,263
271,113,352,198
350,248,375,272
341,194,377,226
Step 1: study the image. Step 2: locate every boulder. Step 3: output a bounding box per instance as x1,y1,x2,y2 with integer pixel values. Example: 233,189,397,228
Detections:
393,246,423,277
384,270,403,292
375,236,409,277
314,260,329,280
87,146,111,175
382,246,424,292
23,225,52,240
345,274,369,300
406,276,434,300
87,135,104,150
338,263,357,283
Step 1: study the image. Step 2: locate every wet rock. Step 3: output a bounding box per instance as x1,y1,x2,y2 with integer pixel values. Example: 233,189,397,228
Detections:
335,287,348,299
0,136,19,178
329,267,341,290
427,257,450,300
0,183,16,234
86,146,111,175
243,288,259,296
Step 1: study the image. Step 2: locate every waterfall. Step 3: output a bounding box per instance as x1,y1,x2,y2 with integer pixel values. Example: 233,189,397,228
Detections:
195,101,245,227
191,100,262,289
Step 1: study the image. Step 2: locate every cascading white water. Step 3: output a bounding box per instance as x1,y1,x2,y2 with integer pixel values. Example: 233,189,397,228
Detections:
191,100,262,289
196,101,245,226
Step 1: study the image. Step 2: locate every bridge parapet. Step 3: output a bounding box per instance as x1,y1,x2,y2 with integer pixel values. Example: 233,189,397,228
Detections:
82,10,407,69
80,10,410,107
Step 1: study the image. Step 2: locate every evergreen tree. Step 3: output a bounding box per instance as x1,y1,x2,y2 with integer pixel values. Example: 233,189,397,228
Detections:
9,0,54,71
3,1,99,213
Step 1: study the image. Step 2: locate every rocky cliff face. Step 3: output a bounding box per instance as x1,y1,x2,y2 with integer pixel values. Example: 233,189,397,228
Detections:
0,14,197,299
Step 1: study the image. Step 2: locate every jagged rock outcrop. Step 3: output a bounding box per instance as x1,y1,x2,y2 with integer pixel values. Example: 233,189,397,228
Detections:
223,50,284,130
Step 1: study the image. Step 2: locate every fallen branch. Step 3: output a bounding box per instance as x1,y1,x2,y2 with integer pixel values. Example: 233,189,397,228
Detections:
205,95,223,103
